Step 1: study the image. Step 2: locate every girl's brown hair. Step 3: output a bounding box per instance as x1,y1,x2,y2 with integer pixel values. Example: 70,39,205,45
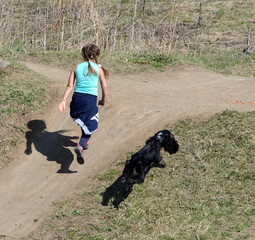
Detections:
81,44,109,78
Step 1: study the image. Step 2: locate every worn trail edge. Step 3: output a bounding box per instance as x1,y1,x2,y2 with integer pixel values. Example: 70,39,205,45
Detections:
0,63,254,238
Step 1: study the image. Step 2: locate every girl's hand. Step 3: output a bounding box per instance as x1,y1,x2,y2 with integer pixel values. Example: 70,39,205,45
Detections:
58,101,66,112
98,99,105,106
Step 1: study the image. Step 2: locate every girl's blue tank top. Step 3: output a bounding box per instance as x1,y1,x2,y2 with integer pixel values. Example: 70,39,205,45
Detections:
74,62,100,96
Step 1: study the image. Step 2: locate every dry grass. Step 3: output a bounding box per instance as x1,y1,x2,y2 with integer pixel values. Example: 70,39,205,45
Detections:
1,0,255,55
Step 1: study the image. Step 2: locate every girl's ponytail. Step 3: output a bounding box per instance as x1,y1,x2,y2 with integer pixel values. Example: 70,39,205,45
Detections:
88,61,97,76
100,66,109,79
82,44,109,78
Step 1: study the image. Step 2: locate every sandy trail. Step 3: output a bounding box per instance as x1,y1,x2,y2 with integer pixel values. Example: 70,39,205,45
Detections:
0,63,254,238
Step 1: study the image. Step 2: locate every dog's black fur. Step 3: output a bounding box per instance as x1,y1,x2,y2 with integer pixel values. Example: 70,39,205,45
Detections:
122,129,179,186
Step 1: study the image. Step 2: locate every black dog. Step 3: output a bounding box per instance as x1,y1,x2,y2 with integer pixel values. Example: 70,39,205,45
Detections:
122,129,179,186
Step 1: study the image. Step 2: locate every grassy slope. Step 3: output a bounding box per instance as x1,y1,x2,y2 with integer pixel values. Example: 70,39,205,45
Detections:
0,61,57,169
27,111,255,240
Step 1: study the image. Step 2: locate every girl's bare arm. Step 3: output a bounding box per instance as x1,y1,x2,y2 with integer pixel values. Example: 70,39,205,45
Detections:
58,68,76,112
98,66,107,106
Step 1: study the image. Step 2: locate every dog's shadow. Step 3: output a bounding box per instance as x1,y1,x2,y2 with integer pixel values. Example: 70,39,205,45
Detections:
101,176,133,209
24,119,78,173
101,163,165,209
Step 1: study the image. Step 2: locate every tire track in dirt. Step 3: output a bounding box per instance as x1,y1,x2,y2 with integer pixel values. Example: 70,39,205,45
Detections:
0,63,254,238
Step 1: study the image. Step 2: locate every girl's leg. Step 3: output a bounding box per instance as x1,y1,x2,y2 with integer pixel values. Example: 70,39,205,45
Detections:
74,128,90,164
79,128,91,150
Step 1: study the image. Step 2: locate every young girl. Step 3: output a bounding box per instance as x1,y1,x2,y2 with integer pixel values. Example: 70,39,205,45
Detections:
58,44,108,164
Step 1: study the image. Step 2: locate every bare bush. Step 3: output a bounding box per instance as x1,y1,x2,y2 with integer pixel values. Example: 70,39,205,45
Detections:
0,0,180,53
0,0,253,54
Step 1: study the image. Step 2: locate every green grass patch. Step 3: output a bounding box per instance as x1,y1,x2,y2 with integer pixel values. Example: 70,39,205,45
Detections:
1,64,43,119
29,110,255,240
28,50,81,68
23,50,181,74
184,51,255,77
0,61,57,170
0,62,54,120
6,47,254,77
2,41,254,77
89,49,252,77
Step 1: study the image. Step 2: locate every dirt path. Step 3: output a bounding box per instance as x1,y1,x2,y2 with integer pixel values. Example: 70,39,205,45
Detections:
0,63,254,238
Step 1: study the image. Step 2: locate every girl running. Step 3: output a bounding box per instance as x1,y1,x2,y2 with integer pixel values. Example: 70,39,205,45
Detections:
58,44,108,164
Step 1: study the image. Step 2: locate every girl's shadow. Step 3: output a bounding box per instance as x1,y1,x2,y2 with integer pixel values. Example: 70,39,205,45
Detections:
24,120,78,173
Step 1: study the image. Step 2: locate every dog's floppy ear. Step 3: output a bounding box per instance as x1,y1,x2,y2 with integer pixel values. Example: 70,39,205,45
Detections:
165,139,179,154
162,130,179,154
